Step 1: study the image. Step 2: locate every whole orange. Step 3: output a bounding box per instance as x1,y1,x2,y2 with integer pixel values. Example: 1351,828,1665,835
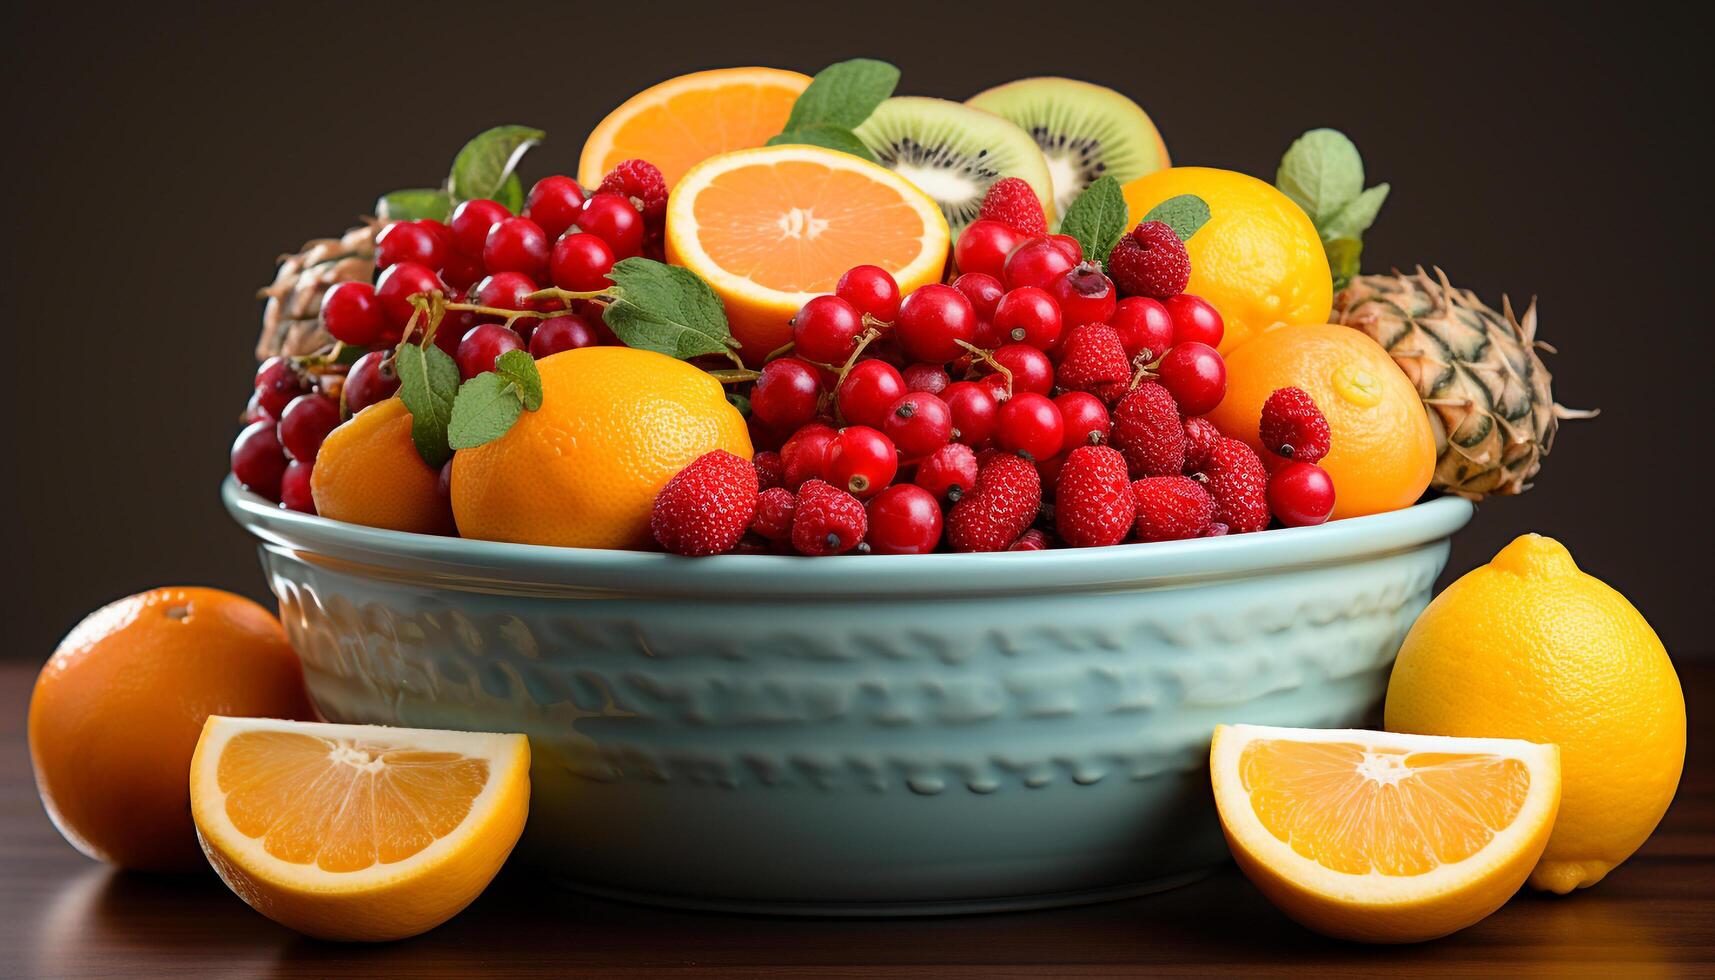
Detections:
311,397,455,535
452,346,751,549
1207,323,1435,520
28,587,315,871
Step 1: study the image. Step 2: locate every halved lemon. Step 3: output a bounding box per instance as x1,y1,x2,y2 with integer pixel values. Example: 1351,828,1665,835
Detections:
1211,724,1560,943
189,716,530,942
665,143,951,361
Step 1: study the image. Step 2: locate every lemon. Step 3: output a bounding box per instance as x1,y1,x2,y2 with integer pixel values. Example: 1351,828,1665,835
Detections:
1384,534,1685,893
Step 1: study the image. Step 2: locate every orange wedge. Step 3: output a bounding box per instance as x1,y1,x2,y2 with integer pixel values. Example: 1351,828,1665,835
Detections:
665,144,950,360
189,716,530,942
1210,724,1560,943
577,67,811,190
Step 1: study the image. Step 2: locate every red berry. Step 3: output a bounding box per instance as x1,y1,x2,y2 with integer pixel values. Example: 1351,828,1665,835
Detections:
952,272,1006,321
895,284,977,363
253,356,307,418
835,265,901,322
596,159,669,227
524,175,586,240
1197,437,1271,533
752,451,783,491
483,217,550,278
279,460,315,514
791,480,867,555
242,390,274,425
376,220,449,272
549,232,616,291
231,419,288,501
320,281,387,347
882,391,953,458
824,425,898,498
277,393,340,463
374,262,445,332
1181,416,1223,471
1155,342,1226,417
995,392,1064,460
1055,445,1135,548
651,450,760,556
865,484,944,555
1163,294,1224,349
1054,391,1111,451
792,295,865,364
1132,475,1214,542
954,219,1025,280
752,357,824,431
1003,237,1077,291
344,351,399,412
989,343,1054,396
415,219,454,251
1111,382,1186,477
456,323,524,381
914,442,979,502
574,193,645,259
440,251,487,291
901,363,950,395
1048,262,1118,329
977,177,1049,236
1035,450,1068,492
1008,528,1051,551
1048,235,1083,263
1107,221,1190,300
836,359,906,428
471,271,539,316
1259,386,1332,465
751,486,797,540
946,454,1042,553
449,199,511,258
994,286,1062,350
781,423,838,490
1053,324,1130,400
1108,296,1176,362
941,381,999,448
1268,461,1335,527
529,314,601,358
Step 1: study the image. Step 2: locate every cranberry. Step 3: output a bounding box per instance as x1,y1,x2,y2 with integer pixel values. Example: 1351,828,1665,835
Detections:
1156,342,1227,416
376,220,449,271
1268,461,1336,527
471,271,538,317
242,389,274,424
549,232,616,291
836,265,901,321
449,199,511,258
882,391,953,458
781,423,838,490
529,314,601,358
1048,235,1084,263
792,295,865,364
1048,263,1118,328
1003,236,1078,291
279,459,315,514
954,219,1025,280
345,351,399,412
752,357,824,431
1163,294,1225,349
865,484,944,554
895,284,976,363
277,393,341,463
483,217,550,278
824,425,898,498
994,286,1063,350
836,359,906,429
953,272,1006,321
995,392,1065,460
973,318,1005,349
901,363,950,395
320,281,387,347
456,324,525,381
231,420,288,500
524,175,586,239
1054,391,1111,451
915,442,979,501
441,251,486,291
374,262,445,333
989,343,1054,396
254,356,306,418
1109,296,1175,361
573,194,645,259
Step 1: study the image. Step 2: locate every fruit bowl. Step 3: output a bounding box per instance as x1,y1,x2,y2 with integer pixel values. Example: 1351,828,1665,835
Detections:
223,477,1471,915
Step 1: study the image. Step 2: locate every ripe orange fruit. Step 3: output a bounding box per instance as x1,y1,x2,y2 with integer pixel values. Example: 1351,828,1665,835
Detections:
451,347,751,549
577,67,811,191
665,144,950,360
28,587,315,871
311,397,455,535
1207,323,1435,519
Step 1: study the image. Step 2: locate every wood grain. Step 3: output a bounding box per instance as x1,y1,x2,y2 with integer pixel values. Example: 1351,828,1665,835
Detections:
2,662,1708,978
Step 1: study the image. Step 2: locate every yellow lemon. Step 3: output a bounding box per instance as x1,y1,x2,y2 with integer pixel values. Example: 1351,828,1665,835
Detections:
1385,534,1685,893
1121,167,1331,352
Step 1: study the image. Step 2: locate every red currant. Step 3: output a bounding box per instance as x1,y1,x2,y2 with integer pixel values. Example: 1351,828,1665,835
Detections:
483,217,550,278
895,284,976,363
449,199,510,257
1267,461,1336,527
901,363,950,395
529,314,601,358
549,232,615,291
1048,262,1118,328
1163,294,1224,349
320,281,386,347
1155,342,1227,416
941,381,999,448
792,295,865,364
376,220,450,272
345,351,399,412
524,175,586,239
441,252,486,291
231,419,288,500
994,286,1063,350
1003,236,1078,291
1035,451,1068,493
573,194,645,259
752,357,824,431
1048,235,1083,263
836,359,906,428
882,391,953,458
254,356,306,418
782,423,838,490
1053,391,1111,451
374,262,445,333
824,425,898,498
914,441,979,501
954,219,1025,280
973,318,1005,349
995,391,1065,460
456,323,524,381
952,272,1006,321
836,265,901,321
279,459,315,514
864,484,943,554
242,389,274,424
1109,296,1175,361
989,343,1054,396
278,393,340,463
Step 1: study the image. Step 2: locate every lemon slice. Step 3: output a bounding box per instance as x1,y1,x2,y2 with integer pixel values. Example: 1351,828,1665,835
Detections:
190,716,530,942
1211,724,1560,943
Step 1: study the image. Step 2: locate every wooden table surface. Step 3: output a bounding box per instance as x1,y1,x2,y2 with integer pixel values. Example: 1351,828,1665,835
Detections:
3,661,1709,978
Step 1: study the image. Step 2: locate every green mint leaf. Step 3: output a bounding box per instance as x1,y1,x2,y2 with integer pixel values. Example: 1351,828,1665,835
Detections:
1326,238,1363,292
493,348,543,411
1143,194,1211,242
447,372,524,451
493,172,525,213
727,391,751,417
780,59,899,133
1321,182,1390,242
1276,128,1364,228
602,257,737,360
395,344,459,467
376,188,452,222
1057,176,1130,263
766,123,876,162
449,125,544,204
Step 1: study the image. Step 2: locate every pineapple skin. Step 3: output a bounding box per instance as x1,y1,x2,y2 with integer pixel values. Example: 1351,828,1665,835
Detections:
256,220,377,360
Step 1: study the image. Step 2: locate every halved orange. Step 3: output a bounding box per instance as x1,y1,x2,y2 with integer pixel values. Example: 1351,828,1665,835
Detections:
1211,724,1560,943
190,716,530,942
665,144,950,360
577,67,811,190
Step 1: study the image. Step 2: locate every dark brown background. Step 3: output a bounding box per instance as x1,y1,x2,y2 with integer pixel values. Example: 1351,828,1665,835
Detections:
3,2,1709,661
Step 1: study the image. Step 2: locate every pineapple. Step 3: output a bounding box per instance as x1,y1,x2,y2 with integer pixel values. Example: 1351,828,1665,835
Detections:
255,220,377,360
1332,267,1594,499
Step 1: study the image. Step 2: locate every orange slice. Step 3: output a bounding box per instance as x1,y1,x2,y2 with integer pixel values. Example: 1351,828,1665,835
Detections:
577,67,811,190
189,716,530,942
665,144,950,360
1210,724,1560,943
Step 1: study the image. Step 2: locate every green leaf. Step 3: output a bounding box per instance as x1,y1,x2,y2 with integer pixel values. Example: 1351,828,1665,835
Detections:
447,373,524,451
1275,128,1364,228
376,188,452,222
1143,194,1212,242
766,124,876,162
727,391,751,417
779,58,899,132
1326,238,1363,292
449,125,544,204
493,348,543,411
1058,176,1130,263
1322,182,1390,242
395,344,460,467
493,172,525,213
602,258,737,360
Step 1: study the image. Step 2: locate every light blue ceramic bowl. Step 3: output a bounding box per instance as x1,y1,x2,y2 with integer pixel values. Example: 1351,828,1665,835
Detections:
223,478,1471,915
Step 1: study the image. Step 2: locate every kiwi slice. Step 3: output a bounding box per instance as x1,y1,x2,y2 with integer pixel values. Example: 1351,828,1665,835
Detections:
967,77,1169,218
854,96,1054,235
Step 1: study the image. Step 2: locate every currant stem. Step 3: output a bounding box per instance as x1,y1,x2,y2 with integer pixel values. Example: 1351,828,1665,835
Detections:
955,339,1012,398
707,368,762,384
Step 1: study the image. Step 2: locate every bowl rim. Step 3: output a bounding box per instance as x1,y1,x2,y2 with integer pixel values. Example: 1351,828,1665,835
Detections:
223,478,1471,599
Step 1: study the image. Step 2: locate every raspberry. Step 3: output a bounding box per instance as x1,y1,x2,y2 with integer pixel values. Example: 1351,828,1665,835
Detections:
650,450,760,556
1196,438,1271,533
1053,324,1130,399
947,454,1042,552
597,159,668,226
751,486,798,541
791,480,867,555
1008,528,1051,551
1106,221,1190,300
753,450,783,491
915,441,979,502
1055,446,1135,548
1110,382,1185,478
978,177,1048,236
1259,386,1332,465
1131,475,1214,542
1181,417,1222,472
